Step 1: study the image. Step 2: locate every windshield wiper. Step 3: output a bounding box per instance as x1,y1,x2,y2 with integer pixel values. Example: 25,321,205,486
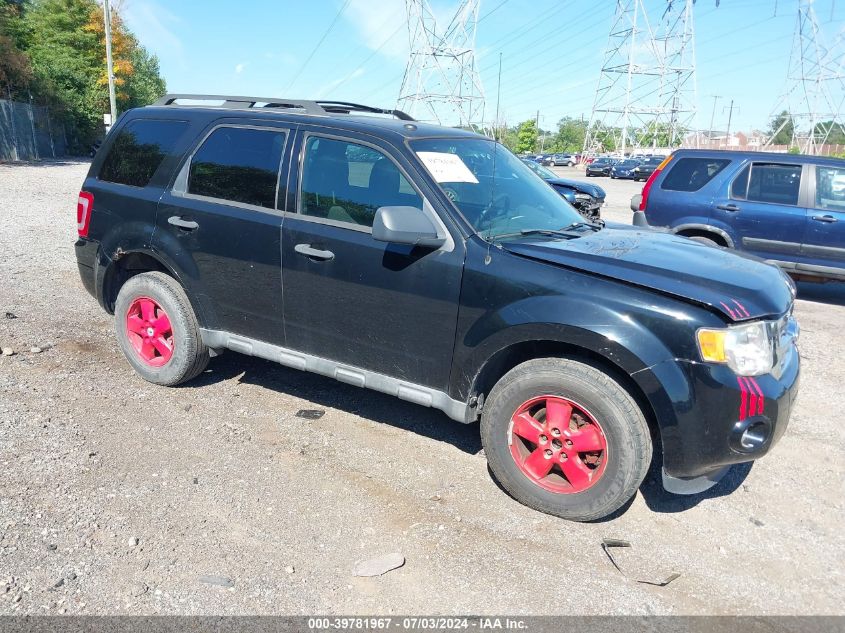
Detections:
518,228,581,238
560,221,603,232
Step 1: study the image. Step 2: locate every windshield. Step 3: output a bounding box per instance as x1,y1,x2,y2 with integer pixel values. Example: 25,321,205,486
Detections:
412,137,582,239
618,160,639,167
521,158,557,180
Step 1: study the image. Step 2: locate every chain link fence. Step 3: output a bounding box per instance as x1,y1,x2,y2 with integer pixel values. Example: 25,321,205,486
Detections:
0,99,68,161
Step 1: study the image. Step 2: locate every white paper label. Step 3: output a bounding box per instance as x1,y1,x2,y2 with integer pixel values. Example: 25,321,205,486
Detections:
416,151,479,184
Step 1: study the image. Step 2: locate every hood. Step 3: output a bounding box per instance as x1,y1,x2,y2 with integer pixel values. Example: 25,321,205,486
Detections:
501,227,794,322
545,177,605,199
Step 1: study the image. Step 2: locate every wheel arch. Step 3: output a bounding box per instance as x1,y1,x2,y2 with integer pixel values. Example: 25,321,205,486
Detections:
100,250,170,313
97,247,216,330
469,338,662,446
672,222,734,248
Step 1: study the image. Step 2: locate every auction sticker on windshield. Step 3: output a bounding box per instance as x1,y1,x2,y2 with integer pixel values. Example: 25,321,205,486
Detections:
417,151,479,184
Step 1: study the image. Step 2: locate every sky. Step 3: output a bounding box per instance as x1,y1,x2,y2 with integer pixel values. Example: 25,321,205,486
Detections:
121,0,845,134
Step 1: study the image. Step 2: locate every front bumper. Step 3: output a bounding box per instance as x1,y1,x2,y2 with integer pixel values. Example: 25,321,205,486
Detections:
648,340,800,488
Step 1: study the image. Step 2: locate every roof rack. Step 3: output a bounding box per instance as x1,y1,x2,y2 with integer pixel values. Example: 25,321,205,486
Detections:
153,94,415,121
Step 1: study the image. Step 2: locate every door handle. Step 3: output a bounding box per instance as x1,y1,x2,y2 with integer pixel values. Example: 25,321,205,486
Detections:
812,215,838,223
294,243,335,261
716,203,740,212
168,216,199,230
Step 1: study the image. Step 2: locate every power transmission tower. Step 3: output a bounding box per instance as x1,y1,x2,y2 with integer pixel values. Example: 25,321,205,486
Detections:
583,0,699,155
397,0,486,130
765,0,845,154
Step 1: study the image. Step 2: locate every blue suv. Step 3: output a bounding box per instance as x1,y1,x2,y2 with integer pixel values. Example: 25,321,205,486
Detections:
632,150,845,281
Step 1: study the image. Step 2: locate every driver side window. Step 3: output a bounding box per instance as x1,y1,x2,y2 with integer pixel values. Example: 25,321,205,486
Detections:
299,136,422,228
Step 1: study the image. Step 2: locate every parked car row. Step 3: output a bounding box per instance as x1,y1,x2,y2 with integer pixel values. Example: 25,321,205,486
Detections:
585,156,667,181
523,153,580,166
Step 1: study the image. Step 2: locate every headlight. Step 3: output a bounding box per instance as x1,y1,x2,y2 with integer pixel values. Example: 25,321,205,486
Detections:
574,193,592,201
697,321,774,376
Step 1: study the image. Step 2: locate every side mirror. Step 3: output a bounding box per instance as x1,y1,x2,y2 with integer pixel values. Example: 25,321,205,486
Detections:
372,206,445,248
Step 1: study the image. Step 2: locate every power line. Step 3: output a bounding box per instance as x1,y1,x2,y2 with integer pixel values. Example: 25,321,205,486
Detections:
285,0,351,92
331,22,406,94
479,0,511,23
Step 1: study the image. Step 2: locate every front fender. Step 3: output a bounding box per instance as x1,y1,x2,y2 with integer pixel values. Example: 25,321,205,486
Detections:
454,293,678,401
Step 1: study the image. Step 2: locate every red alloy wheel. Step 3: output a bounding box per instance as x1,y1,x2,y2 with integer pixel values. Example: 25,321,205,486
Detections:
508,395,608,493
125,297,174,367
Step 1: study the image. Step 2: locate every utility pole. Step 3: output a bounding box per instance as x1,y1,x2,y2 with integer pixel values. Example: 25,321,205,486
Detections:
707,95,721,148
723,99,736,149
103,0,117,131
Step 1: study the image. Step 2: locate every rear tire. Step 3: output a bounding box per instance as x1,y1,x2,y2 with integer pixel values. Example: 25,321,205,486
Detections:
114,271,210,386
481,358,652,522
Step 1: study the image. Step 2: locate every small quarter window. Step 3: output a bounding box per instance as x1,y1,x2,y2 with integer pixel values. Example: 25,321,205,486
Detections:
99,119,188,187
299,136,421,227
660,157,731,192
731,165,750,199
188,127,286,208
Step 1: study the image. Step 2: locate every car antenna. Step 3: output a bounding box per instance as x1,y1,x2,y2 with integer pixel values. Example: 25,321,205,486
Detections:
485,52,503,248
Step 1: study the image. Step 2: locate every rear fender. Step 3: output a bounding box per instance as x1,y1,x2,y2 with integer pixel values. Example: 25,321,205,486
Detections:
96,224,217,329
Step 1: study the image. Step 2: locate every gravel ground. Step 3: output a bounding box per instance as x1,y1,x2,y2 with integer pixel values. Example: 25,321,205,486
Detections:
1,160,843,616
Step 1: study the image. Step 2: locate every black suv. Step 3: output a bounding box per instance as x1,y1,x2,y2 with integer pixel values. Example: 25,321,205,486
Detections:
75,94,800,521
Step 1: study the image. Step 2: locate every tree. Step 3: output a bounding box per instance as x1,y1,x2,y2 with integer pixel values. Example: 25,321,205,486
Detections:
0,0,166,150
813,120,845,146
0,0,33,99
551,116,587,153
123,45,166,108
499,124,519,152
585,124,618,152
768,110,794,145
515,119,538,154
638,121,683,148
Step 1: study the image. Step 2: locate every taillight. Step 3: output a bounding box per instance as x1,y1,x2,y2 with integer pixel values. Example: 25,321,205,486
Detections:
77,191,94,237
638,155,673,212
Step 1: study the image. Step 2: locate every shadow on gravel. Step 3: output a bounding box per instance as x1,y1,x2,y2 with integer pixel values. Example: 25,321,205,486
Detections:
0,158,90,167
184,352,483,455
796,280,845,306
638,461,753,514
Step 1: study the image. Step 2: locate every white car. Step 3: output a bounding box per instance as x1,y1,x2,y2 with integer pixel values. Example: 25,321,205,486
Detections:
832,173,845,198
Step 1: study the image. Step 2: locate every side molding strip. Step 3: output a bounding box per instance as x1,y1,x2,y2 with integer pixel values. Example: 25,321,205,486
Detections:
199,329,473,424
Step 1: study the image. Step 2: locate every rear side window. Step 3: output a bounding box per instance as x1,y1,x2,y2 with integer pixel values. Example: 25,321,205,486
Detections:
99,119,188,187
660,157,730,192
299,136,421,228
732,163,802,206
188,127,286,208
814,165,845,211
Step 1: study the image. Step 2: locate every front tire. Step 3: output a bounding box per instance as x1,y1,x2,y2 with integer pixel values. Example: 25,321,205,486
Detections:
114,271,210,386
481,358,652,521
688,235,721,247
